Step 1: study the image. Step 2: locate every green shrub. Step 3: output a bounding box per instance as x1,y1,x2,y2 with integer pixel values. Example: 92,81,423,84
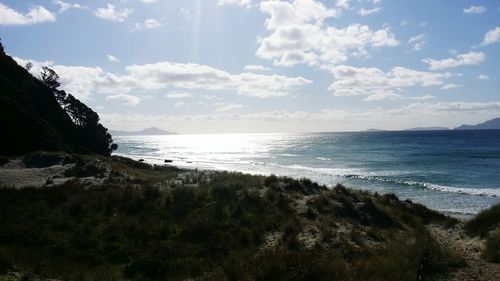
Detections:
483,228,500,263
466,204,500,237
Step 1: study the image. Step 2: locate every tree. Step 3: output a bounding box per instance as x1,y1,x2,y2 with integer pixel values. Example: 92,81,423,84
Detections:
25,62,33,71
40,66,61,90
37,67,118,155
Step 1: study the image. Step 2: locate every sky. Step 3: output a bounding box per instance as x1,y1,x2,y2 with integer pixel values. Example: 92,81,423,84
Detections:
0,0,499,133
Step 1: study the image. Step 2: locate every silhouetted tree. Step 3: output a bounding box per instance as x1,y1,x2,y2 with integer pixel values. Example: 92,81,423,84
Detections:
25,62,33,71
36,67,117,154
40,66,61,90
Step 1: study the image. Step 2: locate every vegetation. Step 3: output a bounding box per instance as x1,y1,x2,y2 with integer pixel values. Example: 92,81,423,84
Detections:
0,154,463,280
0,39,116,156
465,203,500,262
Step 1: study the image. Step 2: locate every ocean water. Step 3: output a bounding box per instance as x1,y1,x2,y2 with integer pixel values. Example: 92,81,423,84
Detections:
113,130,500,215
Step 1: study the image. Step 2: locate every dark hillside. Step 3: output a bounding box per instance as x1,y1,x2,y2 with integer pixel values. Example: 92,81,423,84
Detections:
0,40,116,156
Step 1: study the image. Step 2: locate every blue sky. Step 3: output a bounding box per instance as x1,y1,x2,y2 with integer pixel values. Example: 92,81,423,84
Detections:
1,0,499,133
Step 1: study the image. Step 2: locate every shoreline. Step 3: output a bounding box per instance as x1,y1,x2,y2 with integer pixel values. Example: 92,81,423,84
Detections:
0,152,499,280
0,152,491,219
112,154,490,218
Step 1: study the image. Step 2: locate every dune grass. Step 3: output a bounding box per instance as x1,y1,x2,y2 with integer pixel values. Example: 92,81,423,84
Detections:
465,203,500,263
0,156,463,280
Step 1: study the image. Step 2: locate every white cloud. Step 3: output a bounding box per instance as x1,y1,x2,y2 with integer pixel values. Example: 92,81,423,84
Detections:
132,18,162,31
481,27,500,46
0,3,56,25
408,33,426,51
107,54,120,63
477,74,490,80
441,83,462,90
422,51,485,70
335,0,351,10
358,7,381,16
244,65,271,71
328,64,452,98
166,91,192,99
406,102,500,112
174,101,185,108
95,4,132,22
123,62,312,98
257,0,399,67
101,101,500,133
217,0,252,9
178,8,192,20
410,95,435,100
400,19,409,27
14,57,311,99
216,102,244,112
201,95,221,101
52,1,84,14
363,92,401,101
463,5,486,14
106,94,141,106
139,0,158,4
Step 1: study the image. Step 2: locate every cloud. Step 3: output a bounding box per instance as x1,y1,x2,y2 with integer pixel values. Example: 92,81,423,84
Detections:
400,19,409,27
14,57,311,99
358,7,381,16
217,0,253,9
257,0,399,67
363,92,401,101
95,4,132,22
52,1,84,14
481,27,500,46
441,83,462,90
107,54,120,63
215,102,244,112
166,91,192,99
463,6,486,14
406,102,500,112
174,101,185,108
244,65,271,71
410,95,435,100
422,51,485,70
408,33,426,51
106,94,141,106
124,62,312,98
327,65,452,98
132,18,162,31
477,74,490,80
139,0,158,4
0,3,56,25
100,101,500,133
178,8,192,20
335,0,351,10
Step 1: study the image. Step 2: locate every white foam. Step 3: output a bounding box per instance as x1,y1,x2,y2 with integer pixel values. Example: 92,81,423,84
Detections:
345,174,500,197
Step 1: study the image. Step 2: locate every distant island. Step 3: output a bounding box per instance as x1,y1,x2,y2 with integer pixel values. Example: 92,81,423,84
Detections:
363,118,500,132
109,127,177,136
454,118,500,130
404,127,450,131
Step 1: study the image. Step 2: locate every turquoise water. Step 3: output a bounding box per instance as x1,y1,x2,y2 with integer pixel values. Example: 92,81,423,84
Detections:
114,130,500,215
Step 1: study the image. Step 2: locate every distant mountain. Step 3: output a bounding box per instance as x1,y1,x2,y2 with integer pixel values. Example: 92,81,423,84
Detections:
110,127,177,136
454,118,500,130
365,128,386,132
404,127,450,131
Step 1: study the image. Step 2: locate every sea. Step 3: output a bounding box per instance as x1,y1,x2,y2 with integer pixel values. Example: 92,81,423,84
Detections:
113,130,500,215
